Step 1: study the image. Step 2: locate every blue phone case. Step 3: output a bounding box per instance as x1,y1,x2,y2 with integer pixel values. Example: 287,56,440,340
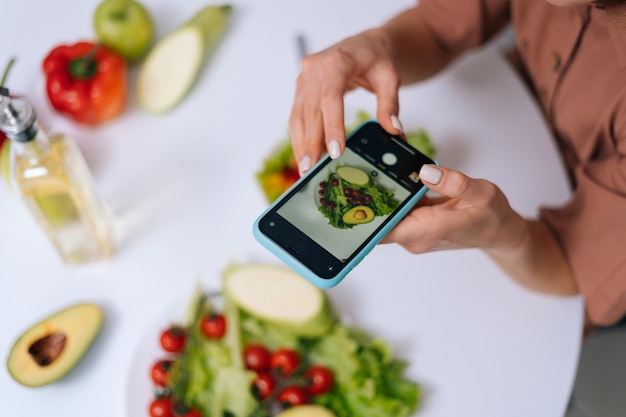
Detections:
253,120,437,289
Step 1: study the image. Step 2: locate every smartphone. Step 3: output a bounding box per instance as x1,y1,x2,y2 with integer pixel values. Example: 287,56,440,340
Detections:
253,120,437,289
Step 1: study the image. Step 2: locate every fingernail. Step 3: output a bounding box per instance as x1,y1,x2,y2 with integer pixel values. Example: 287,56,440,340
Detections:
419,164,442,185
390,115,404,132
299,155,311,176
328,140,342,159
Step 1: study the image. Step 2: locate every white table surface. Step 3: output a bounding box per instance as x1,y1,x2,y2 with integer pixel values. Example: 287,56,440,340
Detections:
0,0,584,416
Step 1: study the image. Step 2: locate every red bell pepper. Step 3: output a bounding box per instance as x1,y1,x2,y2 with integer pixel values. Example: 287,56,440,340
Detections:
42,41,127,125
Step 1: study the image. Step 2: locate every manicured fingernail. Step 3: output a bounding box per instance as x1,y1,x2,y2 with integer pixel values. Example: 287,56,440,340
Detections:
328,140,341,159
390,115,404,132
419,164,442,184
299,155,311,176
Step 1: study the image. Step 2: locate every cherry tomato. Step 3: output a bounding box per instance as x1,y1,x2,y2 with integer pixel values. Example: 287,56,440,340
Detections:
277,386,309,407
305,365,334,395
150,359,173,387
251,372,276,400
149,397,173,417
243,344,271,373
200,313,227,339
159,326,186,353
270,348,300,376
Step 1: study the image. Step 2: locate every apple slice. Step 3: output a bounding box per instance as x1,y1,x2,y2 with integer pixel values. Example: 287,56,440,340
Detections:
275,405,337,417
336,166,370,186
136,4,232,113
222,263,335,338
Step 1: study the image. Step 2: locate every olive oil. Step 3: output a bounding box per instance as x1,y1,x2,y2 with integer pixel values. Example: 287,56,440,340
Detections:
1,87,115,264
12,135,114,263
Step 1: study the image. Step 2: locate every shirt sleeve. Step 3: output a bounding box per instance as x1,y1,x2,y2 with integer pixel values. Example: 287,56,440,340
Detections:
416,0,511,53
541,157,626,327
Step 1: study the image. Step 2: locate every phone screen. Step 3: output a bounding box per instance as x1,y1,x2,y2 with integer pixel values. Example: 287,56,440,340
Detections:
256,121,434,281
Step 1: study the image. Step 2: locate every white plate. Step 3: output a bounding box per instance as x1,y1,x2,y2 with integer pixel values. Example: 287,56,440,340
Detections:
125,297,188,417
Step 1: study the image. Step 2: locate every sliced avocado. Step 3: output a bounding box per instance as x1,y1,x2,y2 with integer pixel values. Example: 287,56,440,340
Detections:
6,303,104,387
336,166,369,186
275,405,337,417
342,205,375,225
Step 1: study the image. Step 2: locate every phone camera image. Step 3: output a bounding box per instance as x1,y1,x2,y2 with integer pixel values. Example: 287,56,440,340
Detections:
253,120,436,289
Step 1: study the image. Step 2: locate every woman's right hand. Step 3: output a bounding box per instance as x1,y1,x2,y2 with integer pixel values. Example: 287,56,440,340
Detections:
289,28,404,176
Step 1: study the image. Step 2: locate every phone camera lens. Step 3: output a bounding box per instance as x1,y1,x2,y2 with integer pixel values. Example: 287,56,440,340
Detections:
371,171,378,177
326,265,335,272
361,138,368,144
268,221,275,227
382,152,398,166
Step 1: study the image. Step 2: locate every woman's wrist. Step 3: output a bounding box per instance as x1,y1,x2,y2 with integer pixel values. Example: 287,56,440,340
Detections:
485,218,579,296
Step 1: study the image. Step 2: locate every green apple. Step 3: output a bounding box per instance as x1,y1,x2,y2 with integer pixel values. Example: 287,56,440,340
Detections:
94,0,154,61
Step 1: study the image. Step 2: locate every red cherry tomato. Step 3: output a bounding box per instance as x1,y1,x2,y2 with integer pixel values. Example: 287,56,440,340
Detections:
251,372,276,400
270,348,300,376
150,359,173,387
148,397,173,417
243,344,271,373
159,326,186,353
199,313,227,339
305,365,334,395
277,386,309,407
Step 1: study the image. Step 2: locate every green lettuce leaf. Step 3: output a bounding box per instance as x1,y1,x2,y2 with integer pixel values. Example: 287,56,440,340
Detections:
168,296,257,417
306,324,420,417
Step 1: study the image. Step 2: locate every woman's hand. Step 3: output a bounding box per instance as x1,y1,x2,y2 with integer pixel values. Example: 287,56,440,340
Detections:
289,28,404,176
382,164,527,253
383,164,578,296
288,7,458,177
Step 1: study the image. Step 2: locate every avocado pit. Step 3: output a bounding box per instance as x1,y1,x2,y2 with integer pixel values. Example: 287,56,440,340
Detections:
28,332,67,367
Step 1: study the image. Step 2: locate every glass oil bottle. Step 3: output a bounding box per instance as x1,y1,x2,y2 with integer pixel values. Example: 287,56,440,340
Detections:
0,86,115,264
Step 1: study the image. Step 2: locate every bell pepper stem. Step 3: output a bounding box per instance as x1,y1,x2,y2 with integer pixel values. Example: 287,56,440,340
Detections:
1,57,16,87
68,44,101,80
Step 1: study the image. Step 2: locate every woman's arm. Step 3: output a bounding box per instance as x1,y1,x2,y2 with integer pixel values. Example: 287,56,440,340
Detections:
382,7,458,85
383,164,579,296
486,220,579,296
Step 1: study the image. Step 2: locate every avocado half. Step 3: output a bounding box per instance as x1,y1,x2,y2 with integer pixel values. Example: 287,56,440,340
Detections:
342,205,375,225
6,303,104,387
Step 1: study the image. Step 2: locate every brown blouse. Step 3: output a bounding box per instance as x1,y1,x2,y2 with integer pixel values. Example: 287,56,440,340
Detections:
418,0,626,326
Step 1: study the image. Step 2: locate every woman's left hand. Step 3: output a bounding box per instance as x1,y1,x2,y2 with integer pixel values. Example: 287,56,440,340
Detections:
381,164,526,254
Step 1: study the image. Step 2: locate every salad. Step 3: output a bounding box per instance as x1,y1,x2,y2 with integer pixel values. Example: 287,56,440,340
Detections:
146,263,420,417
317,166,399,229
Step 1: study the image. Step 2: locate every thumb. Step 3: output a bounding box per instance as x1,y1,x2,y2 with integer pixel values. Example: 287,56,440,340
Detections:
418,164,485,204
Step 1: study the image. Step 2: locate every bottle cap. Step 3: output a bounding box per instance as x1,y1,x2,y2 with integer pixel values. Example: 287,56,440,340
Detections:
0,87,38,142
